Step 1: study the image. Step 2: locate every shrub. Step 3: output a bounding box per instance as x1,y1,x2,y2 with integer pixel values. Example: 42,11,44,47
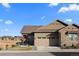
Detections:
61,44,67,49
70,44,77,49
61,44,77,49
0,48,2,50
75,44,79,49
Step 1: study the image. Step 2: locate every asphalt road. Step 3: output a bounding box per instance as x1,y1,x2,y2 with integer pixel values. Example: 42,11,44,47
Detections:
0,52,79,56
0,52,53,56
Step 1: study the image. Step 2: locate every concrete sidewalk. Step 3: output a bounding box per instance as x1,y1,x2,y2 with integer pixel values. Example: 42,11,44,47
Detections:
0,47,79,53
0,50,39,53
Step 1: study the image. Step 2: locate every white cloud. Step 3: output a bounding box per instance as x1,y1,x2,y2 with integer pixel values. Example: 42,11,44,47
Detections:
58,4,79,13
1,3,10,8
58,7,69,13
65,19,72,22
5,20,13,24
48,3,58,7
41,16,46,20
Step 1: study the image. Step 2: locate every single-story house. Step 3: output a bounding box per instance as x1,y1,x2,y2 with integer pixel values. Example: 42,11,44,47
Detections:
21,20,79,47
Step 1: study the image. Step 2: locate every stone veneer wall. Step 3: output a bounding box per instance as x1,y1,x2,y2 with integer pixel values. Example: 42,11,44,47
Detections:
59,25,79,47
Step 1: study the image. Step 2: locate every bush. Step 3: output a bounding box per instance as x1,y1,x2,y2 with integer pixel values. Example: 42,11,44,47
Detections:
75,44,79,49
61,44,77,49
71,44,77,49
0,48,2,50
61,44,67,49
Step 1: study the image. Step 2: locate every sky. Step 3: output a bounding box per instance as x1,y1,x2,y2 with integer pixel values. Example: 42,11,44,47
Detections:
0,3,79,36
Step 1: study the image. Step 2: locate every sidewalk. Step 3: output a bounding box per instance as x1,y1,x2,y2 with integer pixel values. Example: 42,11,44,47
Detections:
0,50,39,53
0,47,79,53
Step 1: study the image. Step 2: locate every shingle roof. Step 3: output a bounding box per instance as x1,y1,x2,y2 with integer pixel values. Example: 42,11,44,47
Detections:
34,20,68,32
72,24,79,28
21,20,69,33
34,29,58,32
21,25,42,34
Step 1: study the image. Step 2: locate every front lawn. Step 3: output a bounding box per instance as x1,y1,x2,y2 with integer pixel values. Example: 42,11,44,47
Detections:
9,45,32,51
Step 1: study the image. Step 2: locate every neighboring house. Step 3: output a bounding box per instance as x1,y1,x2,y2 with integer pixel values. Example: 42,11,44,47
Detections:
21,20,79,47
0,36,24,49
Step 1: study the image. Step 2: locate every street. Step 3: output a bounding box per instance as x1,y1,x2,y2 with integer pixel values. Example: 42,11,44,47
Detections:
0,52,53,56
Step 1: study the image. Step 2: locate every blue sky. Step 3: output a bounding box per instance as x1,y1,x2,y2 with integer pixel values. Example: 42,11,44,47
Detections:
0,3,79,36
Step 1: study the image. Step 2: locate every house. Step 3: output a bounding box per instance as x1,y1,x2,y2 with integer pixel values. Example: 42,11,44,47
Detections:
0,36,24,49
21,20,79,47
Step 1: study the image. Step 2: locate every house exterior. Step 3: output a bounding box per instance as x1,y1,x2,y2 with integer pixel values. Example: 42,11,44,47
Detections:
21,20,79,47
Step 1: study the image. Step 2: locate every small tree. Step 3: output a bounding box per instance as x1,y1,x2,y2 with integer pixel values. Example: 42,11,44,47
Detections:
5,45,8,50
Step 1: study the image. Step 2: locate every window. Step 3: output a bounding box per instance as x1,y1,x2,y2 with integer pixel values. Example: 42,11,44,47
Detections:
38,37,47,39
47,37,55,39
38,37,41,39
42,37,46,39
67,33,78,40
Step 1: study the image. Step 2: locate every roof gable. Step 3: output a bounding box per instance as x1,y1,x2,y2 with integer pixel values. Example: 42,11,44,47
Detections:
59,24,79,32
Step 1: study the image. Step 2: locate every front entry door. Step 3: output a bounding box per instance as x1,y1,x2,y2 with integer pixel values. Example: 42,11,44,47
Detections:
49,37,59,46
49,37,56,46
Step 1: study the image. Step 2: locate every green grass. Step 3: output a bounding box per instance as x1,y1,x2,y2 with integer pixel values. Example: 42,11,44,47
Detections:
9,45,32,51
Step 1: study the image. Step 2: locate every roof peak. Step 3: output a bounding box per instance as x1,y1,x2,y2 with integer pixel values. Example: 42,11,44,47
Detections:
49,19,68,26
